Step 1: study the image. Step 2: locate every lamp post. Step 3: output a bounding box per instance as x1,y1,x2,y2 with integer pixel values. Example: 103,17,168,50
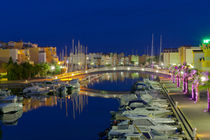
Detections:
51,65,55,76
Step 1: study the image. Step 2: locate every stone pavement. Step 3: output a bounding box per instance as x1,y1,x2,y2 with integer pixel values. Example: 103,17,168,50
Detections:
161,77,210,140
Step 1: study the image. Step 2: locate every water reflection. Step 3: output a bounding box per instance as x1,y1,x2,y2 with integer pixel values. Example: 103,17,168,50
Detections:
0,71,165,140
83,72,156,88
0,72,157,126
22,91,88,120
0,72,158,129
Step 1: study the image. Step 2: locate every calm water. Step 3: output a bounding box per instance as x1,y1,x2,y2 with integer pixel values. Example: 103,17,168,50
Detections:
0,72,158,140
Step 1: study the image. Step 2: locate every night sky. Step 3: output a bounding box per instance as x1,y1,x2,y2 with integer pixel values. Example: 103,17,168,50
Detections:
0,0,210,55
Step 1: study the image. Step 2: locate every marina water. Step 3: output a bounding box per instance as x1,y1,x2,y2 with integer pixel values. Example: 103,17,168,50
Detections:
0,72,158,140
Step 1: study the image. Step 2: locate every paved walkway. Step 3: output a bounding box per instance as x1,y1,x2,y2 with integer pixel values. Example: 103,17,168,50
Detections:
160,77,210,140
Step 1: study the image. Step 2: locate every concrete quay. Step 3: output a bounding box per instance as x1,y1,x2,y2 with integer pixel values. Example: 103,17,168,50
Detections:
160,77,210,140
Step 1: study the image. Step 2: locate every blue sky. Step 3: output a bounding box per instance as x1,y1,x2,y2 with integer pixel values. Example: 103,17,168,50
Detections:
0,0,210,55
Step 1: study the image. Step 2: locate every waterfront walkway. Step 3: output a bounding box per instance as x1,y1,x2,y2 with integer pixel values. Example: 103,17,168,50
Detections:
160,77,210,140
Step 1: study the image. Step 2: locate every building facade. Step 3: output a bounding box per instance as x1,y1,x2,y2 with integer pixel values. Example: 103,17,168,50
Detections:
162,48,179,66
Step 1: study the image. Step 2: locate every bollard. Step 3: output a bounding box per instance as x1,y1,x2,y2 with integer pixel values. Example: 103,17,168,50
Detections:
193,128,197,140
175,101,178,108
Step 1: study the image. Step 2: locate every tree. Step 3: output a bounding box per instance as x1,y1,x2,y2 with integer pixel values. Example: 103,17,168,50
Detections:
34,63,49,77
21,62,34,79
191,69,201,102
169,65,176,83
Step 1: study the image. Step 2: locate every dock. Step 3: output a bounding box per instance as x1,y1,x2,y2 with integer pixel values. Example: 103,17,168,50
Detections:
160,77,210,140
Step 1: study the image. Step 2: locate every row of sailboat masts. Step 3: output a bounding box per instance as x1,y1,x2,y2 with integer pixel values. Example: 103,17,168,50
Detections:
59,39,88,72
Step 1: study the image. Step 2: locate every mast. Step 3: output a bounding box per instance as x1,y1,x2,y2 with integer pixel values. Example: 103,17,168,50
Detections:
78,40,80,70
71,39,75,71
85,46,88,70
159,34,162,65
62,49,64,61
151,33,154,66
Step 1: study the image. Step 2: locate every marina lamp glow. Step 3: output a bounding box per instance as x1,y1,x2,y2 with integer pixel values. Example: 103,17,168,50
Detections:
201,76,207,82
203,39,210,44
181,71,184,75
51,66,55,70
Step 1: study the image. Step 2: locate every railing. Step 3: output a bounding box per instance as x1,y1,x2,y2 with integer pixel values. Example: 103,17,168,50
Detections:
57,66,170,80
160,83,199,140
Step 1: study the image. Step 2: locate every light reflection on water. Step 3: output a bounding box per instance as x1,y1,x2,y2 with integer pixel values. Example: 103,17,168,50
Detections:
0,72,158,140
22,93,89,120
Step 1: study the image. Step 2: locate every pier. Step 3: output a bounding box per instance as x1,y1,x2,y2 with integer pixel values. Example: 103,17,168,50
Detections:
160,77,210,140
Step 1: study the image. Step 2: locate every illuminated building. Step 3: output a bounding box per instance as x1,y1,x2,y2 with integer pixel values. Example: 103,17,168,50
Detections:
192,50,203,70
38,50,46,63
43,47,59,63
0,48,18,62
163,48,179,66
18,49,30,63
178,46,201,65
130,55,139,66
29,47,39,64
200,39,210,71
139,55,148,66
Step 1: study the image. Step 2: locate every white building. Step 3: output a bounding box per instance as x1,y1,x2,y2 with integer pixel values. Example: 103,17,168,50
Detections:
162,48,179,66
193,50,204,70
38,50,46,63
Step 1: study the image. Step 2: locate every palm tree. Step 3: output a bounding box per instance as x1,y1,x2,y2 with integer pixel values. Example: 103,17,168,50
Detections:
175,66,182,88
191,69,200,102
169,65,176,83
180,63,192,94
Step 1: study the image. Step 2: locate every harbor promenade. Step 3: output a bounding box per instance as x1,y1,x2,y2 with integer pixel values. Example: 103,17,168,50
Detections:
160,77,210,140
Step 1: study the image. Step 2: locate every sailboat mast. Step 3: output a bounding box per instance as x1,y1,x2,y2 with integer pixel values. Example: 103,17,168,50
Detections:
151,33,154,65
159,34,162,65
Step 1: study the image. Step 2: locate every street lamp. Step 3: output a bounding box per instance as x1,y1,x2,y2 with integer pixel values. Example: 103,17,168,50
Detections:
51,66,55,70
201,76,207,82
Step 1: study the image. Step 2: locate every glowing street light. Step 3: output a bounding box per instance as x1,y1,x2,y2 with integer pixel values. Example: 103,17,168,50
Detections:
201,76,207,82
51,66,55,70
189,64,194,69
203,39,210,44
